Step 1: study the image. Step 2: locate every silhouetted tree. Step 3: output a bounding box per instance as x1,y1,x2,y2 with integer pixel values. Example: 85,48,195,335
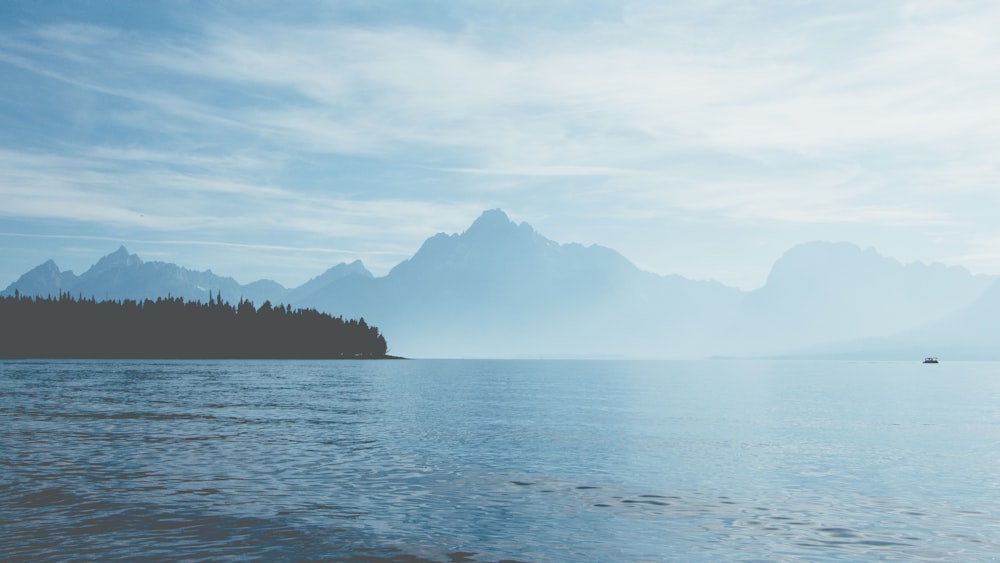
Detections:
0,294,391,359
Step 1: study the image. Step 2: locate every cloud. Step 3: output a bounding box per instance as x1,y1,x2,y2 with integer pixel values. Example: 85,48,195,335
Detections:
0,147,484,262
0,230,388,256
439,165,640,177
12,4,1000,172
131,4,999,182
33,23,122,46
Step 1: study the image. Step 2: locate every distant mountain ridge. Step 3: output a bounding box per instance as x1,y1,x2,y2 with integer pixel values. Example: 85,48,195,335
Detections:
726,241,995,355
8,260,79,297
3,245,291,305
284,260,373,306
796,277,1000,360
296,209,742,358
5,210,998,359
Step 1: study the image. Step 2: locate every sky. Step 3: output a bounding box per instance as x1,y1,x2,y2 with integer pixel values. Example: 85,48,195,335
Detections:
2,0,1000,291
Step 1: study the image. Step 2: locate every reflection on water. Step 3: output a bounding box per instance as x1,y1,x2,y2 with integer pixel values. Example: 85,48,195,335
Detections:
1,359,999,562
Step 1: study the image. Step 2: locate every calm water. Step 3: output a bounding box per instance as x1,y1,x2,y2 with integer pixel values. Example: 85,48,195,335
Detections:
2,359,999,562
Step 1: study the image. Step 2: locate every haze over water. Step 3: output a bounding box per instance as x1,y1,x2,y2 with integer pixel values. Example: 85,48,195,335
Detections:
2,359,998,562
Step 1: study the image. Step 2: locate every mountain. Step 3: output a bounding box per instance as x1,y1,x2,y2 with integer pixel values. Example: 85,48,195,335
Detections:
296,209,742,358
725,242,996,356
284,259,373,306
814,278,1000,360
4,211,998,359
2,246,289,305
294,212,995,358
3,259,78,298
915,279,1000,359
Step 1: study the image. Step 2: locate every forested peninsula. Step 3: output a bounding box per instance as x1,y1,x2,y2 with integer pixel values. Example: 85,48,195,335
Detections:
0,293,392,359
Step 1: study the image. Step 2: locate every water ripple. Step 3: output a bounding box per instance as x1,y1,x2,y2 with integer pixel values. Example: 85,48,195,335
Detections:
2,359,999,562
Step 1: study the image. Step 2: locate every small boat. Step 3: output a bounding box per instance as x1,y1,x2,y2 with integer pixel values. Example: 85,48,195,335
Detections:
923,357,939,364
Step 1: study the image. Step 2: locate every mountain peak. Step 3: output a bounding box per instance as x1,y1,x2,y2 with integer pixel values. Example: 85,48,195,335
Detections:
477,208,510,222
90,246,143,273
35,259,61,274
285,259,374,303
764,241,885,287
325,259,372,279
2,258,76,297
465,209,520,235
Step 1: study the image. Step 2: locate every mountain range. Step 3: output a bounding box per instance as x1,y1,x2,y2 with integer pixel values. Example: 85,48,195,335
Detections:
5,209,998,359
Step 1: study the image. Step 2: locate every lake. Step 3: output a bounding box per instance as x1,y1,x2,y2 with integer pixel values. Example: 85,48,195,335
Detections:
1,359,998,561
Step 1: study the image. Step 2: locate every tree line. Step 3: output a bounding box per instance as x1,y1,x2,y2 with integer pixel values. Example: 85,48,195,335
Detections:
0,292,390,359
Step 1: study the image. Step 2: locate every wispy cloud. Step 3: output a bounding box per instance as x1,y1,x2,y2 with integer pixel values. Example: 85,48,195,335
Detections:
439,165,641,178
11,5,1000,186
0,145,484,275
140,4,1000,196
0,231,389,256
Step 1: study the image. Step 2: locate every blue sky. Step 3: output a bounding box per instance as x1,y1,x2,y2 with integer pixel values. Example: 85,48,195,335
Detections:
2,0,999,290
